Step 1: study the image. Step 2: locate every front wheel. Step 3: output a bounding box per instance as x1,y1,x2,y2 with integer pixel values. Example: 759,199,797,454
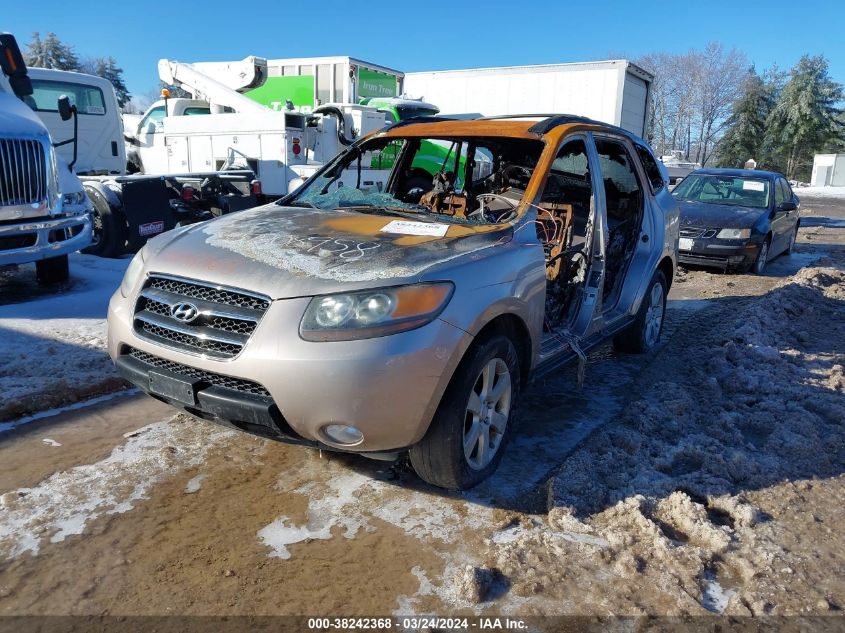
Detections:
613,269,667,353
752,237,770,275
35,254,69,284
409,334,520,490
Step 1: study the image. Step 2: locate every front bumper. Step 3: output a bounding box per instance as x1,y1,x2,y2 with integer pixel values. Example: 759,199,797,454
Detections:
678,239,760,270
107,289,472,453
0,212,92,266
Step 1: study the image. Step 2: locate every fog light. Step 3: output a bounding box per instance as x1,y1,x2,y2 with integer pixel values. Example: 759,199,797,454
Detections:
322,424,364,446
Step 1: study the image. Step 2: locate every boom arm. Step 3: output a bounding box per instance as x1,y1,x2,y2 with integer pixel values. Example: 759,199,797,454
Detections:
158,57,270,114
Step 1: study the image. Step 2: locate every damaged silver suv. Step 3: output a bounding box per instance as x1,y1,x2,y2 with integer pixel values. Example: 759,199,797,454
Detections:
108,115,679,489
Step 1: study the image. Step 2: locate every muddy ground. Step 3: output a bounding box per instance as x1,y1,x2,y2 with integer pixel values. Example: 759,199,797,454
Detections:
0,196,843,623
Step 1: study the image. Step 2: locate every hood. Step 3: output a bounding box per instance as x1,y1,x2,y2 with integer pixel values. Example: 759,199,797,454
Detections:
145,204,508,299
0,92,51,139
677,200,767,229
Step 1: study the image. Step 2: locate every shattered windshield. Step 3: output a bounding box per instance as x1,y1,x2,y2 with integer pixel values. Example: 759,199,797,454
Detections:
287,135,545,225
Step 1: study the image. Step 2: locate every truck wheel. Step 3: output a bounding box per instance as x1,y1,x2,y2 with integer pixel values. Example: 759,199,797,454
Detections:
82,188,127,258
613,269,667,353
409,334,520,490
36,255,69,284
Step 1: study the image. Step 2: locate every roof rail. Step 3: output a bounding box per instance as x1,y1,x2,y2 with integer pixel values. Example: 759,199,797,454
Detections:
527,114,644,140
475,113,559,121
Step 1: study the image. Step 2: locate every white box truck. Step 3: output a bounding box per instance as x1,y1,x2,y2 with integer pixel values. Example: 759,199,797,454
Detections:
404,60,653,137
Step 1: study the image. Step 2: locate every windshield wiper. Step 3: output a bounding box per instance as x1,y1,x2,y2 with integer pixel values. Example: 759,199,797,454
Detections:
287,200,317,208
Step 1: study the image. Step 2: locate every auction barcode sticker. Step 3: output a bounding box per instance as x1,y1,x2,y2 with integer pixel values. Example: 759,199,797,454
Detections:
743,180,766,192
380,220,450,237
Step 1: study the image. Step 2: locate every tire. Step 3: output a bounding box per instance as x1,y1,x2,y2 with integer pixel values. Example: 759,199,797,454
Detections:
409,334,521,490
35,254,69,284
613,269,667,353
752,236,770,275
81,188,127,258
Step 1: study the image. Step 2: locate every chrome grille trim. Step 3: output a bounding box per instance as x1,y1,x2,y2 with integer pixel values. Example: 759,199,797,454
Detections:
0,138,47,207
133,274,271,359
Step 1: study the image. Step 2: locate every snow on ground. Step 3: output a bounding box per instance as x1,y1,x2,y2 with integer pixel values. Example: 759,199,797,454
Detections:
0,254,128,421
794,185,845,198
481,264,845,615
0,415,233,559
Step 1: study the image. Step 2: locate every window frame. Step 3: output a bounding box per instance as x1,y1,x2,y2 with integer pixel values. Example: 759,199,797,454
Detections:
633,142,666,193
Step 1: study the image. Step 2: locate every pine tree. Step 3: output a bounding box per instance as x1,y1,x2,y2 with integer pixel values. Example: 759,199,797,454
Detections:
25,32,80,71
84,56,131,108
716,67,776,168
766,55,845,180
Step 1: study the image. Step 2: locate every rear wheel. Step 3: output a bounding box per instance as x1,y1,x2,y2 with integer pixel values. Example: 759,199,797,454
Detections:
81,188,127,258
613,269,667,353
409,334,520,490
35,254,69,284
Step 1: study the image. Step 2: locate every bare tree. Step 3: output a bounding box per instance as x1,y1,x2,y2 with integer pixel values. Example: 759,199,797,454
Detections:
638,43,747,164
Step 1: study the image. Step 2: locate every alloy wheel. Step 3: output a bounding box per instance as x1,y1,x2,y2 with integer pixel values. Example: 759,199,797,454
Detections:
463,358,512,471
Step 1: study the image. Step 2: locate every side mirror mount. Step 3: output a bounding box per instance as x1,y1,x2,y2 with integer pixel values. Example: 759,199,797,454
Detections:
53,95,79,171
57,95,75,121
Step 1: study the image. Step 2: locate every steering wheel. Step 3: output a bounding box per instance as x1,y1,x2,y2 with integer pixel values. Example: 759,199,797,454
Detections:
469,193,519,223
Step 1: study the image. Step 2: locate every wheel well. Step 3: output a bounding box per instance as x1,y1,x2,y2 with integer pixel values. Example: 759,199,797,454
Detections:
474,314,533,382
658,256,675,291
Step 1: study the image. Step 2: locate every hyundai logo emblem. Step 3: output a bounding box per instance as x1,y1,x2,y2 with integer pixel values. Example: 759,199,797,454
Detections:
170,302,199,323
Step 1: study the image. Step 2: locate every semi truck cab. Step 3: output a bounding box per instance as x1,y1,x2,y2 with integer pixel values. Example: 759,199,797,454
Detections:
0,33,92,283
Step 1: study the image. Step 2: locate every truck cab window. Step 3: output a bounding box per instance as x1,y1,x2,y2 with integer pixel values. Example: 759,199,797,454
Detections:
595,138,644,305
139,106,165,132
29,79,106,115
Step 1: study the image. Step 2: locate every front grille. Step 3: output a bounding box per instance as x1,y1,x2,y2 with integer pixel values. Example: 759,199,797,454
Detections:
147,276,270,311
133,274,270,359
679,227,718,239
0,138,47,207
125,346,271,397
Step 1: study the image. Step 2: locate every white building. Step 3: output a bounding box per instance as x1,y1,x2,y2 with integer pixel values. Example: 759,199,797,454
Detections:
811,154,845,187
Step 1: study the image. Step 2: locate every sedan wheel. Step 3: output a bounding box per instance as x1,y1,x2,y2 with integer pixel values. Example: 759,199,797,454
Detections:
463,358,512,471
753,239,769,275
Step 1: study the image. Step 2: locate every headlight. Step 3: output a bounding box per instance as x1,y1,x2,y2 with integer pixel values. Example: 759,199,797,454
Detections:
717,228,751,239
300,282,454,341
62,191,86,206
120,248,147,298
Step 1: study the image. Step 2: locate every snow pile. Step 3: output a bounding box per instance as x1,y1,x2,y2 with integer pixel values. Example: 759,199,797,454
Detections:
794,185,845,198
490,265,845,614
0,255,128,421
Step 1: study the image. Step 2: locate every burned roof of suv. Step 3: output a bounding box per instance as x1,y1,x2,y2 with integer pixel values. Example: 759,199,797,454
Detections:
380,114,646,144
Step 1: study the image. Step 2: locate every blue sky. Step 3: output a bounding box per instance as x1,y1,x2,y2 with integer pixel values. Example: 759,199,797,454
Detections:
9,0,845,97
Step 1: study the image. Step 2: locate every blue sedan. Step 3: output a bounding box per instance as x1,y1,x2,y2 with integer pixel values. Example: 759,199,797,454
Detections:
672,168,800,274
